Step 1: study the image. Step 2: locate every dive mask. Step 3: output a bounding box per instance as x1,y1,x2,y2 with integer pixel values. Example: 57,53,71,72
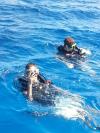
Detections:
26,67,39,78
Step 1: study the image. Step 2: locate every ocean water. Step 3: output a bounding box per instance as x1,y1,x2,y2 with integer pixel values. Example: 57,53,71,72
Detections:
0,0,100,133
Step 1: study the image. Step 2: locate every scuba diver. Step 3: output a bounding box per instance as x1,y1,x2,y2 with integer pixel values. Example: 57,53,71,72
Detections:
18,63,51,101
17,64,100,130
58,37,86,58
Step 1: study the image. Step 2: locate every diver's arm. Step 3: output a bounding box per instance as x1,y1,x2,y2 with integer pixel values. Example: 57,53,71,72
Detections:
27,79,33,101
75,46,81,53
74,46,83,55
75,46,86,56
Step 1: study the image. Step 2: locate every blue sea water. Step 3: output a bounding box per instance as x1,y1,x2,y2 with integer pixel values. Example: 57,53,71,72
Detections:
0,0,100,133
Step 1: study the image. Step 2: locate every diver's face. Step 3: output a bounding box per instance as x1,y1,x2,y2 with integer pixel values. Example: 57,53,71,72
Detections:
26,66,39,79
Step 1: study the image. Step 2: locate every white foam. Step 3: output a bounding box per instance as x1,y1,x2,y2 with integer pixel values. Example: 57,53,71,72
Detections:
65,62,74,69
80,48,91,55
56,55,74,69
80,62,96,76
54,95,86,120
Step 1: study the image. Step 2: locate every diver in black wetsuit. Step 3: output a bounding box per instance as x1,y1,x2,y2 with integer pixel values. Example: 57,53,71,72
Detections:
58,37,85,57
18,63,51,101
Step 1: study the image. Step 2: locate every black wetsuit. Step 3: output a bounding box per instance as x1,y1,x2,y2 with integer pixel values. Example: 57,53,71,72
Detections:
58,45,85,59
18,74,59,105
18,73,47,91
58,45,80,54
58,45,68,54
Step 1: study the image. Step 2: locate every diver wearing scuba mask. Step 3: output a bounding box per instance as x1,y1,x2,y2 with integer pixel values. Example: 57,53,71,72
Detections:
25,64,39,83
64,37,81,54
58,37,85,56
19,63,51,101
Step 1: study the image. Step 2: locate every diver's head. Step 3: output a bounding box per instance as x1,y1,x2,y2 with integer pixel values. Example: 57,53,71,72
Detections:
64,37,76,49
25,63,39,78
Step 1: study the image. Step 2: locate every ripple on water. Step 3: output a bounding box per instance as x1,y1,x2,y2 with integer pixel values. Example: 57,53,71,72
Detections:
0,0,100,133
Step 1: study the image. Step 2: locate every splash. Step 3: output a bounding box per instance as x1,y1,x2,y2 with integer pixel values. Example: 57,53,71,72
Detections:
56,55,74,69
54,92,86,119
53,91,100,130
80,48,91,55
27,88,100,130
79,61,96,76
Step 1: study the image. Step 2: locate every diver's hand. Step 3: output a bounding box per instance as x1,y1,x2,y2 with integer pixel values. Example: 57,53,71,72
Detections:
45,80,51,85
78,49,86,56
28,94,33,101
